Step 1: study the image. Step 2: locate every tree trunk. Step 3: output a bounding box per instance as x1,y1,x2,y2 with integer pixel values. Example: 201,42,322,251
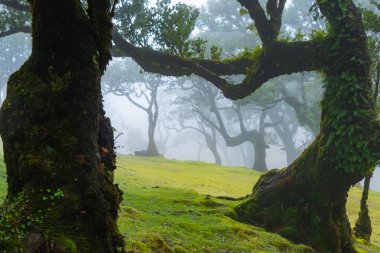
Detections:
354,174,372,242
234,14,376,251
0,1,124,252
279,131,299,165
252,138,267,172
135,111,160,157
353,59,379,242
206,138,222,165
252,111,268,172
146,112,160,156
203,128,222,165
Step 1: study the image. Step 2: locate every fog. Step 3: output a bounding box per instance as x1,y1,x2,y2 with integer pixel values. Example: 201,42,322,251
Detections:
104,93,288,168
0,0,379,193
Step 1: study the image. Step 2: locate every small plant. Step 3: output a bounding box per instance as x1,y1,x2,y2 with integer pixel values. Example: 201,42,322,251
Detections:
42,188,64,201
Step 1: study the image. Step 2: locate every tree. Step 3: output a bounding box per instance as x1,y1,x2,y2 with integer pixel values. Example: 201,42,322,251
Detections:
111,0,380,252
104,0,204,157
0,1,124,252
353,0,380,242
103,59,164,156
279,73,322,137
267,102,300,164
174,77,281,171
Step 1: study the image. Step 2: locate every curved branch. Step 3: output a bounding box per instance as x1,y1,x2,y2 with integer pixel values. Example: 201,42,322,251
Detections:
194,106,259,147
237,0,286,42
0,26,31,38
125,93,148,112
264,116,283,128
112,30,249,76
113,29,331,100
233,105,247,134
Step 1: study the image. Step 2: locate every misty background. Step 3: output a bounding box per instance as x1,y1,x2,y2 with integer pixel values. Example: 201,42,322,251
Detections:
0,0,379,191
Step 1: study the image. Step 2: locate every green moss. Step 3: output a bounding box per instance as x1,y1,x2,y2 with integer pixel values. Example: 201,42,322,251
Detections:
59,237,77,253
199,197,224,207
281,226,302,242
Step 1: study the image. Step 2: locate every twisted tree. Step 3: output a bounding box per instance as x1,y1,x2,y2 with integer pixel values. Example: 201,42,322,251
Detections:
353,0,380,242
112,0,380,252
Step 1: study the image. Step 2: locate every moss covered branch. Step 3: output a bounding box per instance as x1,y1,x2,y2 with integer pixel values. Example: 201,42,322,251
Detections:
113,30,331,100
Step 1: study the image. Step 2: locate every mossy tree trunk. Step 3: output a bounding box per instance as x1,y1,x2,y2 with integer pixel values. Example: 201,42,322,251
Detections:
234,2,377,252
354,174,372,242
353,60,379,242
0,0,125,252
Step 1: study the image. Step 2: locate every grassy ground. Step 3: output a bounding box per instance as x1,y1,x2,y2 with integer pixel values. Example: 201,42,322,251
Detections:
1,155,380,252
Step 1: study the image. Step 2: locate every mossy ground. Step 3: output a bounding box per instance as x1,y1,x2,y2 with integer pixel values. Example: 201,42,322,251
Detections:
1,154,379,252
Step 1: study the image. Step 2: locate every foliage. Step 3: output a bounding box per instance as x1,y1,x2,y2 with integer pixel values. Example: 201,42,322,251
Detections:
0,3,30,34
114,0,206,57
321,72,376,175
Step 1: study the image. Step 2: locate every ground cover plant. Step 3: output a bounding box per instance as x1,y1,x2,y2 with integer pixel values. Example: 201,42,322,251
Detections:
2,155,378,252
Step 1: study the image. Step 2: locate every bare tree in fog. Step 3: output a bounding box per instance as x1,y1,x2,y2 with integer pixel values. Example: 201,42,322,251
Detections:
103,59,167,156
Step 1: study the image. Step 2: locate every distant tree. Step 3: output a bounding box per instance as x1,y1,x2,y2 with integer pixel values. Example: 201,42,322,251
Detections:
104,0,204,156
279,73,322,137
103,59,164,156
267,103,300,164
173,78,283,172
172,115,223,165
170,82,224,165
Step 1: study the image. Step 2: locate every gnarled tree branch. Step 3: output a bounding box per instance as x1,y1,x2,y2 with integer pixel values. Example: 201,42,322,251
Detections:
0,25,31,38
113,29,331,100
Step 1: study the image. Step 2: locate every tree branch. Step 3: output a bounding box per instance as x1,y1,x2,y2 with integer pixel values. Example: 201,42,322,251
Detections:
113,29,331,100
112,30,249,76
264,116,283,128
0,25,31,38
0,0,31,12
237,0,286,43
125,93,149,112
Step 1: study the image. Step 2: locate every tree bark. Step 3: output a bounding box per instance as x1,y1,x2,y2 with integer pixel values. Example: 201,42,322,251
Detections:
204,129,222,165
0,1,124,252
146,111,160,156
353,59,379,242
252,137,267,172
354,174,372,242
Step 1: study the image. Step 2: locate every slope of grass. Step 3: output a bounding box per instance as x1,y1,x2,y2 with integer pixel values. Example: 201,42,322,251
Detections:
114,156,380,252
0,155,379,252
115,156,314,252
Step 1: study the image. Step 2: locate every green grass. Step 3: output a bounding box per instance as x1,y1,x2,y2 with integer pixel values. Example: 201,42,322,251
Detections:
1,155,380,252
115,156,313,252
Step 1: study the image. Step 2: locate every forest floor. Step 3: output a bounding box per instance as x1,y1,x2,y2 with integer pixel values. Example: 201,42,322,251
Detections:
0,155,380,252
